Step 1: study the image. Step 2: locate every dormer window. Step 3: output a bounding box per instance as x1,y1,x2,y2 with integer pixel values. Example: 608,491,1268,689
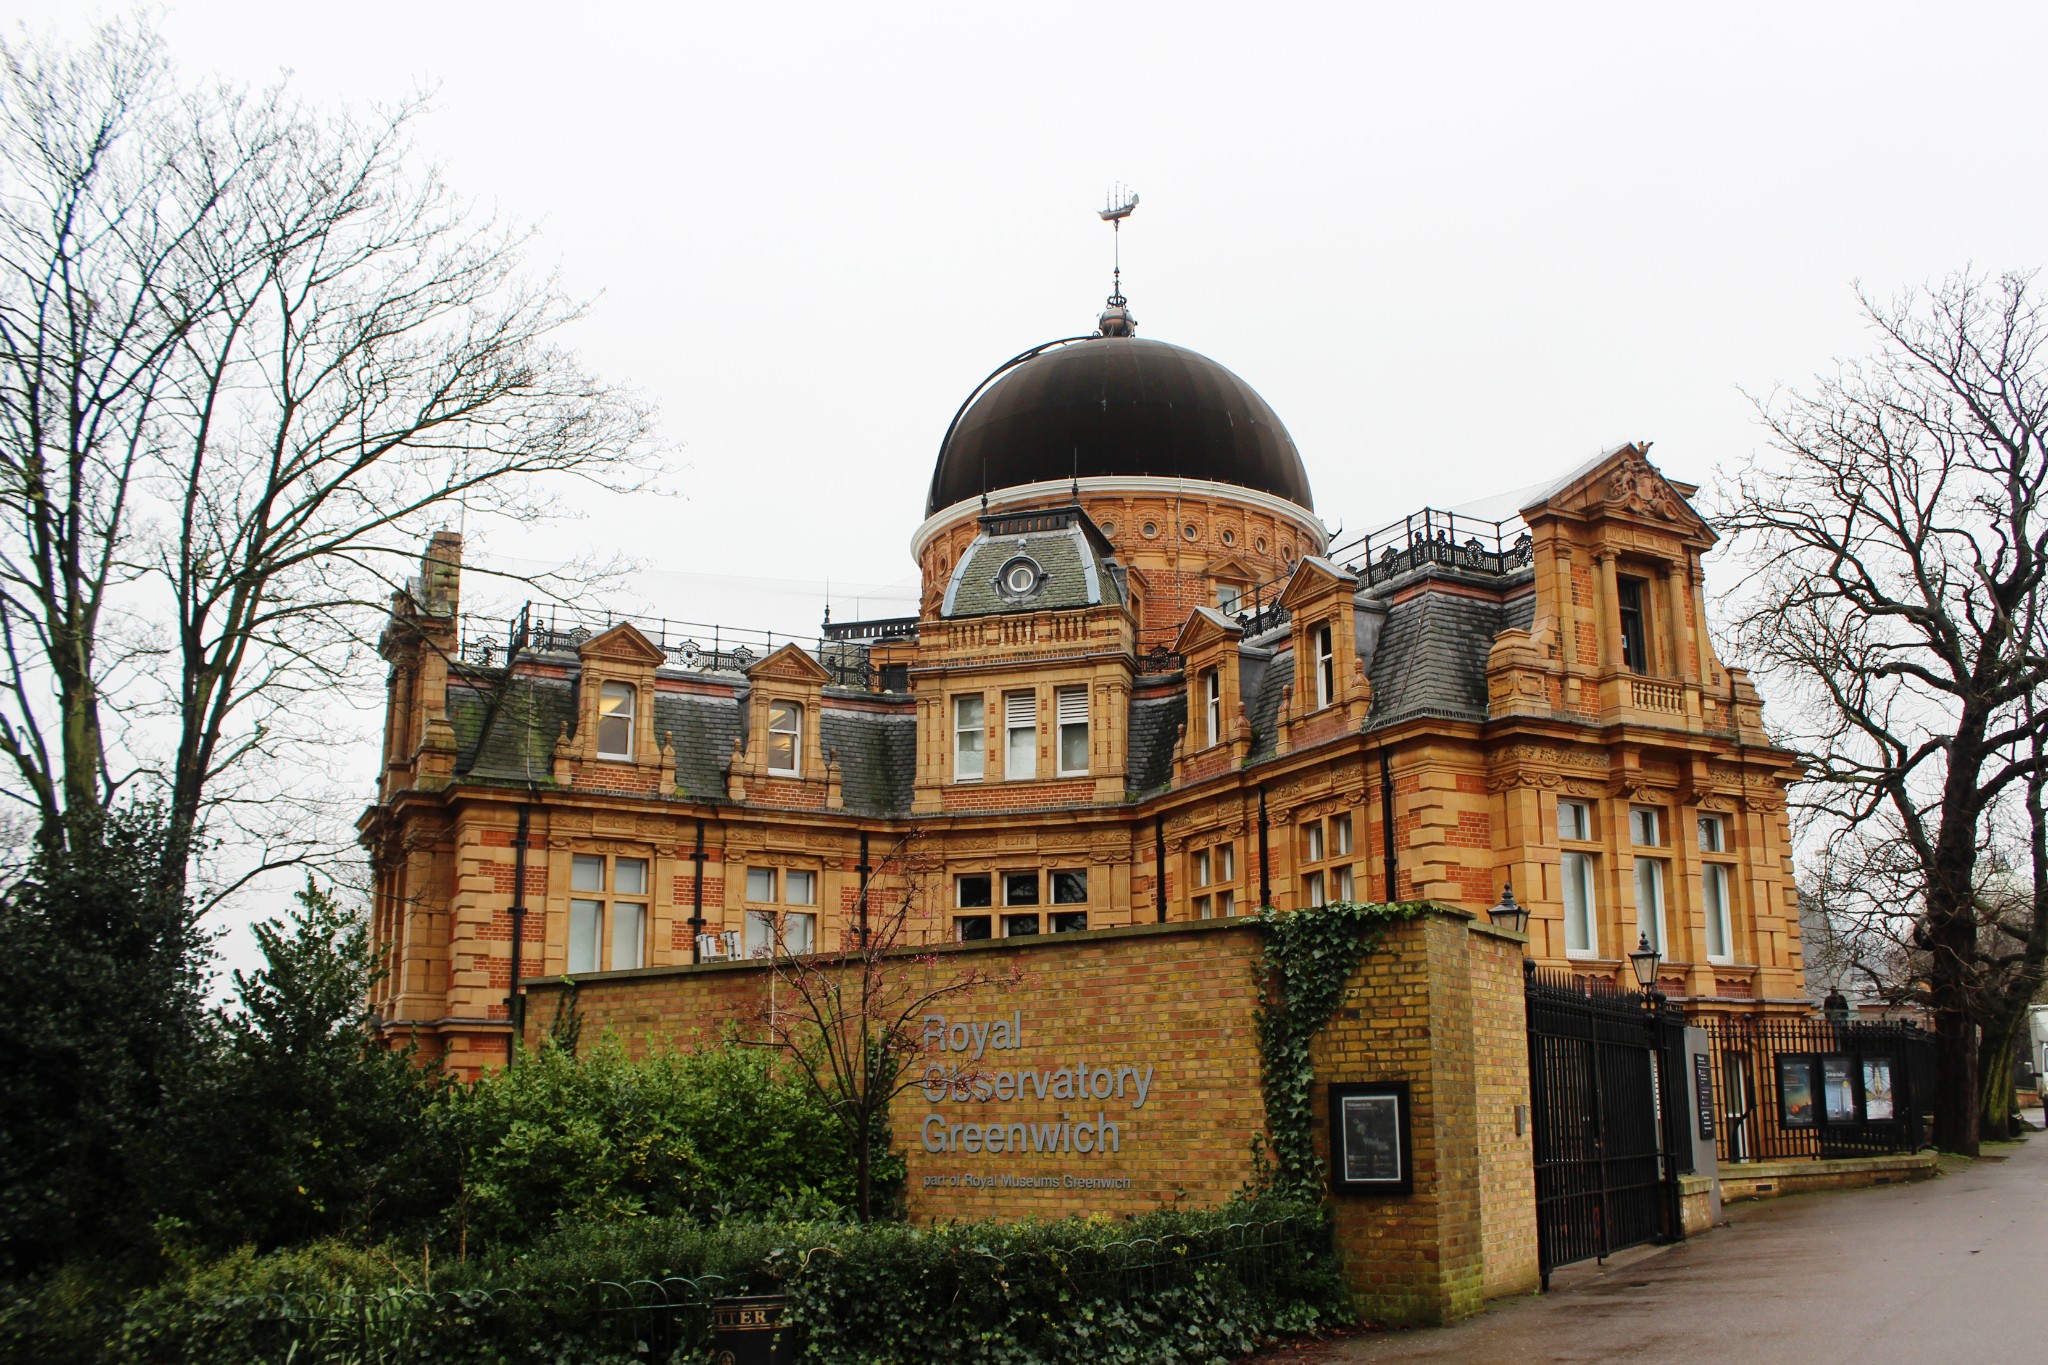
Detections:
597,682,635,759
1203,668,1222,747
1313,623,1335,709
995,555,1045,602
767,699,801,775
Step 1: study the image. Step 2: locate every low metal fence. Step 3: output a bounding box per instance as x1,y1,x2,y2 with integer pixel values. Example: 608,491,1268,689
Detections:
1688,1015,1935,1164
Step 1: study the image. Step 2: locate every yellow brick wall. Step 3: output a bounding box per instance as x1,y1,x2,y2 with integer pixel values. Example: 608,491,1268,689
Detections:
525,906,1538,1324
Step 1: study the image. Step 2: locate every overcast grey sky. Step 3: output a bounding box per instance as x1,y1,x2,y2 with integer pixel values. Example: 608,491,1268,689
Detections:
12,1,2047,962
24,0,2048,631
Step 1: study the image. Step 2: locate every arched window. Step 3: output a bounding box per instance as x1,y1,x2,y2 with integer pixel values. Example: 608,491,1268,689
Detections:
597,681,635,759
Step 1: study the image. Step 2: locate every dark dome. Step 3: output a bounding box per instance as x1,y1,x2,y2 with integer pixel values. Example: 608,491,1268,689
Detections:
927,337,1313,516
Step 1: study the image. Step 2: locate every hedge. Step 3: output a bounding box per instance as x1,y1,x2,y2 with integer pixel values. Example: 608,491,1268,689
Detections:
21,1196,1344,1364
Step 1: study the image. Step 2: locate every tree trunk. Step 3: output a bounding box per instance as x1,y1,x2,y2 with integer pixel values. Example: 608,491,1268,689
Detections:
855,1109,872,1223
1979,1019,2020,1142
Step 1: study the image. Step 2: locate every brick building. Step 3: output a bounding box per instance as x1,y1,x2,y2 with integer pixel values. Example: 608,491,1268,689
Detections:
361,295,1806,1077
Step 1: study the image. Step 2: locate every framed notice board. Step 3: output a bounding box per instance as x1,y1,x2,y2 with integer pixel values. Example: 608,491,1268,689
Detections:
1328,1081,1413,1196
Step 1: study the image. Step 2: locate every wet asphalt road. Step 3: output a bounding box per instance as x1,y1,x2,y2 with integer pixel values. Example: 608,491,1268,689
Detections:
1257,1107,2048,1365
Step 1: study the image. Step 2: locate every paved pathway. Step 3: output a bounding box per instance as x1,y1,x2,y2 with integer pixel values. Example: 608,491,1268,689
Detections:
1257,1109,2048,1365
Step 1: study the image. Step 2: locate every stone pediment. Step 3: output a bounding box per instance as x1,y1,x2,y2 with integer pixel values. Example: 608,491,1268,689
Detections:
745,641,833,685
1203,553,1259,583
1276,555,1359,611
576,622,668,666
1173,605,1244,654
1524,443,1714,542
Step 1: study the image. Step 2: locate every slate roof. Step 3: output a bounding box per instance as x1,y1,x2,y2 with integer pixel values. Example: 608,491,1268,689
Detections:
1245,648,1289,763
654,691,743,802
1365,588,1527,727
942,520,1120,618
1126,691,1185,796
449,673,574,783
821,705,916,817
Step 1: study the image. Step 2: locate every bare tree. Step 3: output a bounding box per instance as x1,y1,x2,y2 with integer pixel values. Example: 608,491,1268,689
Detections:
750,836,1013,1221
1719,271,2048,1154
0,17,653,902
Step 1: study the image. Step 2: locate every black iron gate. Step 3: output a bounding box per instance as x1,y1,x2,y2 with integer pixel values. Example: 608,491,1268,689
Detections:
1525,964,1688,1285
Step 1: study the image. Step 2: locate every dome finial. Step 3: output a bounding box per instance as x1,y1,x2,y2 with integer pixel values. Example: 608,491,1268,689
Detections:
1096,186,1139,337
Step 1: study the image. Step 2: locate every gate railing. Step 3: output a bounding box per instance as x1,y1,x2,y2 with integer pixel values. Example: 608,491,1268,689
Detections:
1686,1015,1935,1165
1525,966,1689,1286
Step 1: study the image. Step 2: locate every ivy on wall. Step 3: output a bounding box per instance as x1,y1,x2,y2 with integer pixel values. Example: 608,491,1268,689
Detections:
1251,901,1427,1199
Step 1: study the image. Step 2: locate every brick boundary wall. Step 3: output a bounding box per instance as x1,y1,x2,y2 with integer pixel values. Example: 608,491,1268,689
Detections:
520,907,1538,1324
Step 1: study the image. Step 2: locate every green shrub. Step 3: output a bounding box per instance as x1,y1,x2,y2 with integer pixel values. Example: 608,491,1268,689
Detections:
443,1038,892,1248
100,1197,1343,1365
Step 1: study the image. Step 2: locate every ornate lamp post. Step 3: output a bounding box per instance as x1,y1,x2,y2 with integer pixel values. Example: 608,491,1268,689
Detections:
1629,932,1662,1001
1487,882,1529,937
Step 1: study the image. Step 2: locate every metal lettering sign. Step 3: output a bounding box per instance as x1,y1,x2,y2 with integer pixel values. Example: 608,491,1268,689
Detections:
1693,1052,1715,1140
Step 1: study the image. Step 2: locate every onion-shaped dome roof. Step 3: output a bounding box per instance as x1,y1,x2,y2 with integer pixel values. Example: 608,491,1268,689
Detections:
927,336,1313,517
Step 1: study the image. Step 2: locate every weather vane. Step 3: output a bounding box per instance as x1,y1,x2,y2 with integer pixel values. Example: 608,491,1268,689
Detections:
1097,185,1139,336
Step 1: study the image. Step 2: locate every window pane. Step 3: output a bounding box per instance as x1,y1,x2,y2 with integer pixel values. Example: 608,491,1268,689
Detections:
611,903,645,970
1002,913,1040,937
1220,844,1234,880
768,701,799,773
1050,911,1088,933
957,874,992,908
1704,865,1731,960
744,910,777,956
1698,815,1723,852
1217,889,1235,917
1562,852,1595,955
613,857,648,896
746,867,776,902
571,854,606,892
568,900,602,974
1059,721,1088,773
1303,871,1324,907
1631,807,1661,847
785,870,817,906
1333,815,1353,855
1635,857,1665,952
1306,823,1324,862
1333,865,1353,901
1051,870,1087,904
956,915,991,941
1194,894,1211,920
955,696,984,779
1558,800,1589,842
1004,691,1036,777
784,912,815,954
1004,872,1038,906
598,682,634,758
1194,850,1210,888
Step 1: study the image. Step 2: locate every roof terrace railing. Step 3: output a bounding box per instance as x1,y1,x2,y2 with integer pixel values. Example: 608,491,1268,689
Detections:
1230,506,1535,635
456,602,891,685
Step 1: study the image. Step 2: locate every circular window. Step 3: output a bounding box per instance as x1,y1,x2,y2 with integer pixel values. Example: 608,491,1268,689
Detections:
1221,529,1235,546
1141,521,1159,539
1004,562,1038,594
1256,537,1268,553
1099,520,1116,538
1182,523,1199,541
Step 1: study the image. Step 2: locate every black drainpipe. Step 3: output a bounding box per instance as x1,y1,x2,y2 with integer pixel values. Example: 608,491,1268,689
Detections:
1379,744,1399,902
506,802,532,1068
688,817,707,963
1256,786,1271,909
856,830,872,945
1153,815,1167,922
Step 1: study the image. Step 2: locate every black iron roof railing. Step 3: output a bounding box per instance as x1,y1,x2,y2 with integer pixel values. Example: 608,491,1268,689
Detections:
1229,505,1535,634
